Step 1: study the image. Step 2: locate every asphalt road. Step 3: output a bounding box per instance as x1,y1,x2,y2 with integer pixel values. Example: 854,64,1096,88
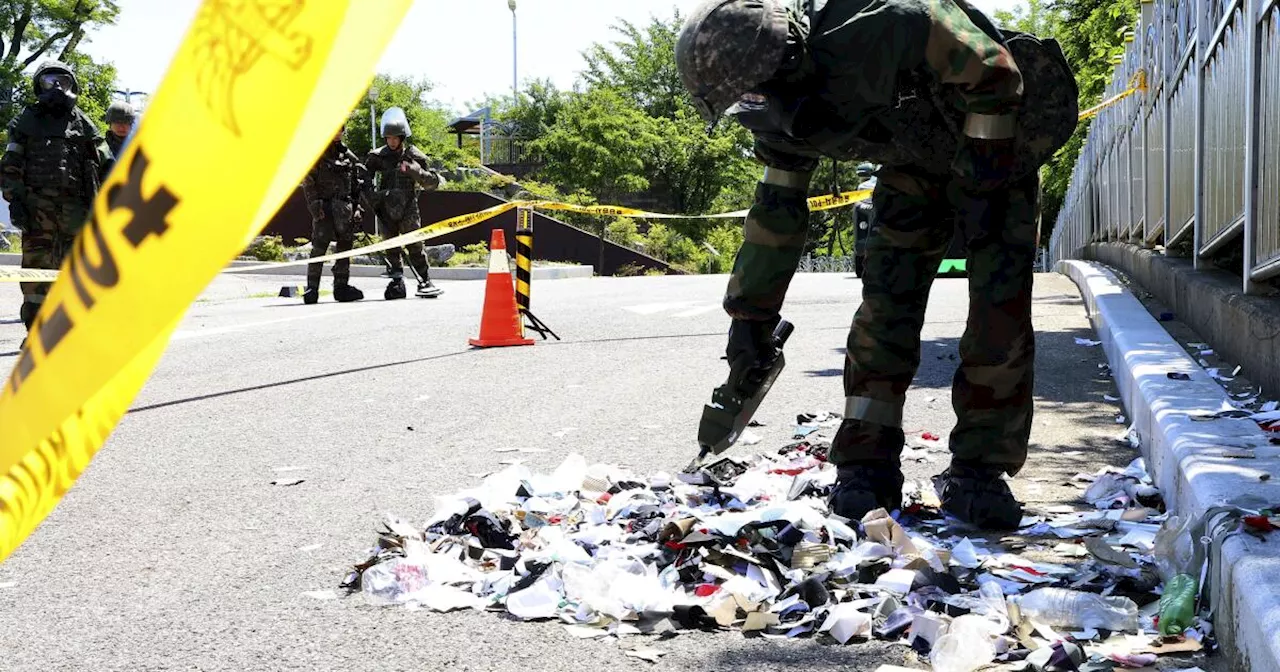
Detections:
0,270,1225,671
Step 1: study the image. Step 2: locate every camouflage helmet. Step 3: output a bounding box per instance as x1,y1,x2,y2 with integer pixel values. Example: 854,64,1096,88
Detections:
676,0,791,126
379,106,411,139
855,162,876,177
105,100,136,125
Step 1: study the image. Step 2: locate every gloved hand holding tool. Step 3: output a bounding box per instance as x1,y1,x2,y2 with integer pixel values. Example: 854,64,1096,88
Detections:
687,316,795,473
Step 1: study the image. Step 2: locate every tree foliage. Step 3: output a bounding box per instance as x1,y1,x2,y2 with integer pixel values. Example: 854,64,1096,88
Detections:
0,0,119,128
993,0,1138,241
342,74,478,167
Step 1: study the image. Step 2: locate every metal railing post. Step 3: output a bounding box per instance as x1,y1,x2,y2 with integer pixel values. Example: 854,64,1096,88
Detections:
1243,0,1263,292
1192,0,1208,268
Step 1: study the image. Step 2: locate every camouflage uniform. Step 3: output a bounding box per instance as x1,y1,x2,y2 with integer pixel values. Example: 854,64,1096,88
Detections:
1,61,115,332
364,142,442,298
678,0,1076,529
302,134,367,303
104,100,136,160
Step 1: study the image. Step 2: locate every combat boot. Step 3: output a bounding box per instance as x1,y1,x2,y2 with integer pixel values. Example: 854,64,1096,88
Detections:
933,464,1024,530
416,279,443,298
384,277,407,300
302,285,320,305
333,283,364,303
828,463,905,520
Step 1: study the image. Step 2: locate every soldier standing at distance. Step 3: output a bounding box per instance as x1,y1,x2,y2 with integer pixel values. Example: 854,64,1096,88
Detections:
1,60,114,333
363,107,443,300
677,0,1076,529
301,126,367,304
103,100,136,160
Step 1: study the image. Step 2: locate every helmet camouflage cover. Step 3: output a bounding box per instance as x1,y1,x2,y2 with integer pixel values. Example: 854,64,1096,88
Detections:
676,0,791,126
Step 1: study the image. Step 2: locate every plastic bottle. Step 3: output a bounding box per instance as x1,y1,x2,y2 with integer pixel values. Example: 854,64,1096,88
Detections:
931,614,997,672
1009,588,1139,632
1158,573,1199,636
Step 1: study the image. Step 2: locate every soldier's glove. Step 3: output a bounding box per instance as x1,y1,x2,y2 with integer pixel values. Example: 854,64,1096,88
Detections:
952,137,1018,193
726,316,783,369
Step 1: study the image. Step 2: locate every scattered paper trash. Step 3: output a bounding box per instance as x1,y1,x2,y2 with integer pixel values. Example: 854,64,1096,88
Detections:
332,410,1226,669
1075,337,1102,347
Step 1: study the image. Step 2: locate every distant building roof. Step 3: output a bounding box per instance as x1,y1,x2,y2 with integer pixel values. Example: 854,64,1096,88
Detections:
447,107,492,135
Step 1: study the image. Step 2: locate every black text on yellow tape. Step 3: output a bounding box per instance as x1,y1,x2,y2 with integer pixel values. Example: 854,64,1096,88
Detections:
0,0,414,563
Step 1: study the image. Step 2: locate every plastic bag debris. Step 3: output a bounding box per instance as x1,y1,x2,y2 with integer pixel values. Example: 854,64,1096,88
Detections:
337,410,1222,666
931,614,997,672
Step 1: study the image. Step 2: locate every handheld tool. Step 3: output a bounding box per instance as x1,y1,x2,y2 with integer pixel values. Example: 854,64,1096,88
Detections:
686,319,794,472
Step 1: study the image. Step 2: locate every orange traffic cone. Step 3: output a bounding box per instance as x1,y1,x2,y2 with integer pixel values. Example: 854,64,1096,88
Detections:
469,229,535,348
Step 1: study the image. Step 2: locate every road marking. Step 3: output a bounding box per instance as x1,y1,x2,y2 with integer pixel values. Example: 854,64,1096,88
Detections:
672,304,721,318
171,306,380,340
622,301,720,317
622,301,697,315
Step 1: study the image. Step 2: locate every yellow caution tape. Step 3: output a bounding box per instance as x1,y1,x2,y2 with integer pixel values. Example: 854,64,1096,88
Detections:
226,202,516,272
0,267,60,283
0,0,413,563
1078,70,1148,121
224,189,875,274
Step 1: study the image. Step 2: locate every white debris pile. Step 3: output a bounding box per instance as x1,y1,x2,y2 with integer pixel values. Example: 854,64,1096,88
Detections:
339,427,1228,671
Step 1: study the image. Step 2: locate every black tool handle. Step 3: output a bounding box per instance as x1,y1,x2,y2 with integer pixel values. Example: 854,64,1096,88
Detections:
773,320,795,347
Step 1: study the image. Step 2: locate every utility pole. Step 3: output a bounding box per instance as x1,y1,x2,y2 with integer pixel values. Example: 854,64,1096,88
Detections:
508,0,518,107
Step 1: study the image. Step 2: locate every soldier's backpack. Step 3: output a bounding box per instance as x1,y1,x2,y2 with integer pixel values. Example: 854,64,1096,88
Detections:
999,30,1080,180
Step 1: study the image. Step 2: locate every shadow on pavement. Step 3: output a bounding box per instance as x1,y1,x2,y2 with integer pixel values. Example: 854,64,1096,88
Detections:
127,349,478,414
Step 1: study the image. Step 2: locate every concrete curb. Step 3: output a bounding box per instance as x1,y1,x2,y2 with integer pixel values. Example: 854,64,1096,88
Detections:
1058,259,1280,672
1,253,594,281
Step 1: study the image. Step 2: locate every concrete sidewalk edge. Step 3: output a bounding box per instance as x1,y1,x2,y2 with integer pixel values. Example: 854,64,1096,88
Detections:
1058,259,1280,672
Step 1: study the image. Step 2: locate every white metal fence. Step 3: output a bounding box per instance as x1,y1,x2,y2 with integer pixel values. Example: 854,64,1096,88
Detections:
1050,0,1280,293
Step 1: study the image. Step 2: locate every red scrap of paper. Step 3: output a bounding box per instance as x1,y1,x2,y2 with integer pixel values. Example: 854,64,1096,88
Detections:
922,432,941,442
1244,515,1278,532
695,584,720,597
1010,565,1048,576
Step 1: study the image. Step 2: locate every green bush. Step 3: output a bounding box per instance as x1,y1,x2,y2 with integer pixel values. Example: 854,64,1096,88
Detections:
615,262,647,277
443,241,490,267
0,232,19,252
246,235,285,262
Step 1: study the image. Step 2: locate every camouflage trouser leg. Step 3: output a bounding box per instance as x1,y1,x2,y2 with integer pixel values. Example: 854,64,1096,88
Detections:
19,200,85,306
830,169,1038,475
306,200,354,288
382,215,405,278
831,169,954,468
331,203,354,287
306,208,334,290
398,209,431,280
948,172,1039,475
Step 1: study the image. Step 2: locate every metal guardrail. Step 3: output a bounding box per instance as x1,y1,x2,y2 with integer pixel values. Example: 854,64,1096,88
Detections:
1050,0,1280,293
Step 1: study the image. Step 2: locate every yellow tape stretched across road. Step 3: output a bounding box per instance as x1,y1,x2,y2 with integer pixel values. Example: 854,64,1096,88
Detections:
215,188,874,274
0,268,59,283
6,188,875,281
0,0,413,563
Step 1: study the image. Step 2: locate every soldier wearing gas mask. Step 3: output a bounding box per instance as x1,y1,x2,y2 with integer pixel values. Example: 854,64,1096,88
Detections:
677,0,1077,529
363,107,443,300
1,60,115,333
301,126,367,304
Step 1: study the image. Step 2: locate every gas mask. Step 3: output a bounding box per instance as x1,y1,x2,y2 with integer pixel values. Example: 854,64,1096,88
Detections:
36,72,77,111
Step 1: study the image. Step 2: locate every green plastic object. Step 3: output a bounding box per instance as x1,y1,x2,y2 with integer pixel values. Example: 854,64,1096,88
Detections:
1158,573,1199,636
938,259,967,274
